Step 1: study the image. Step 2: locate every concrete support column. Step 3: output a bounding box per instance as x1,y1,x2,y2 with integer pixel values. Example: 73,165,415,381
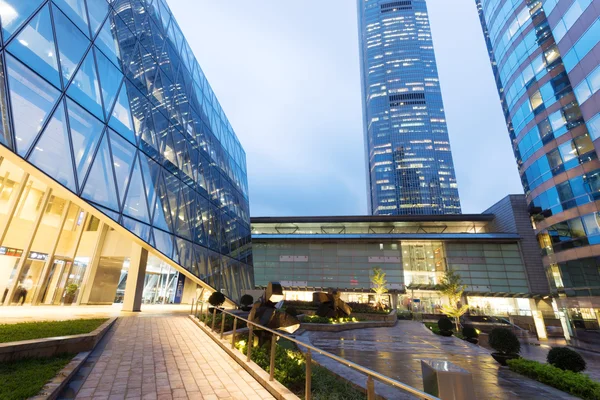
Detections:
0,173,29,246
530,299,548,340
122,243,148,312
78,223,109,305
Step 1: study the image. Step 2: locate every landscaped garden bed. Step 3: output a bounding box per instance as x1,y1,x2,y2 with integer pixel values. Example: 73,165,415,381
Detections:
0,354,74,400
0,319,108,343
234,334,366,399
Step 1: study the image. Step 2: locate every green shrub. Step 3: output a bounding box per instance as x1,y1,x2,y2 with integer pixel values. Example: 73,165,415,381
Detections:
547,347,586,373
286,306,299,317
462,326,479,339
489,328,520,355
208,292,226,307
240,294,254,306
508,358,600,400
437,317,453,332
346,302,390,314
302,316,362,324
200,313,246,332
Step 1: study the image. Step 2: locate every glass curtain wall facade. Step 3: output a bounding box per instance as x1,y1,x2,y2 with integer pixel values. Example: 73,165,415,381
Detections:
0,0,253,303
476,0,600,324
357,0,462,215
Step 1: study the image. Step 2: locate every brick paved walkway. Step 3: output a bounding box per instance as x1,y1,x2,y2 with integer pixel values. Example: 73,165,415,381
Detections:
62,315,274,400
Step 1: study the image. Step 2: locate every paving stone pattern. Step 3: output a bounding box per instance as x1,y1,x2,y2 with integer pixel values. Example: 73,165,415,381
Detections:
308,321,578,400
61,315,274,400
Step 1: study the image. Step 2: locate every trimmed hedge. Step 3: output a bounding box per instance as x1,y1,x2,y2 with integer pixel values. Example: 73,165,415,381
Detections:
489,327,520,355
437,317,453,332
548,347,586,373
508,358,600,400
302,316,362,324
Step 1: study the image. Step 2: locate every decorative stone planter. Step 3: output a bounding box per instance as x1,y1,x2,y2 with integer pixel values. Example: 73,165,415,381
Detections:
491,353,520,366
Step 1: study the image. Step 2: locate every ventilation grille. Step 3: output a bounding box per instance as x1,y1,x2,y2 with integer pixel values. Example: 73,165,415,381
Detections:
381,1,412,13
389,92,425,106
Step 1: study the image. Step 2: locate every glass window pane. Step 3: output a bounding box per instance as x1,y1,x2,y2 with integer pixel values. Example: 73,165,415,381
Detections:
583,213,600,236
6,4,60,88
0,0,44,41
559,141,578,163
109,83,136,144
95,47,122,116
67,50,104,120
67,98,104,182
27,100,76,192
86,0,109,36
574,134,594,155
52,0,89,37
6,54,60,156
95,17,121,68
123,155,150,223
53,6,90,82
81,132,120,211
108,129,135,205
123,215,150,242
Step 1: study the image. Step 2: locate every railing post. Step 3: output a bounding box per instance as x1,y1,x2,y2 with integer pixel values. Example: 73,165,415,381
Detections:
367,375,375,400
195,299,199,317
231,318,237,349
247,324,253,362
211,307,217,331
190,298,194,315
220,312,226,339
269,335,277,381
305,349,312,400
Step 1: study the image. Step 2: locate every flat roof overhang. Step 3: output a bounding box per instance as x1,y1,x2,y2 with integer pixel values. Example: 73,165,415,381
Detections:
251,233,520,241
251,214,495,224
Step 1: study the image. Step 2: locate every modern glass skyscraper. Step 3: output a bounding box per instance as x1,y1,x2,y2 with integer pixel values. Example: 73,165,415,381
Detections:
476,0,600,326
0,0,253,307
357,0,462,216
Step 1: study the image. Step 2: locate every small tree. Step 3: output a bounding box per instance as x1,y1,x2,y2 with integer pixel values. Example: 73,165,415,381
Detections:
208,291,226,307
371,267,388,310
439,270,469,331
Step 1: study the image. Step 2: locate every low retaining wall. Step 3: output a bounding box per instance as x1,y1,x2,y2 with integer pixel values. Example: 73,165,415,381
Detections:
301,316,397,332
0,317,116,362
297,309,396,322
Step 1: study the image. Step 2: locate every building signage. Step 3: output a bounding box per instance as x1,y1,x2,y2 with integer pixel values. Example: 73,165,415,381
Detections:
279,256,308,262
368,256,401,263
0,247,23,257
28,252,48,261
280,280,308,287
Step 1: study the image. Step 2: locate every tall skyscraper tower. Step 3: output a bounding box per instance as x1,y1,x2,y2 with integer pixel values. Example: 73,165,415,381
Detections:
476,0,600,321
357,0,462,215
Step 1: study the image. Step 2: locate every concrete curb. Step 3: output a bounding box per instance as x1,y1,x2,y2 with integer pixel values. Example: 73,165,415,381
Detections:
28,317,117,400
189,315,299,400
0,317,117,362
301,318,397,332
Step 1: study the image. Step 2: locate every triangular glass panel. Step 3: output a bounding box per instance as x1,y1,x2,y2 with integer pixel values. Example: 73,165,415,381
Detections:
123,215,151,242
27,100,77,192
5,54,60,156
95,47,122,118
86,0,110,37
108,83,136,144
152,171,173,232
67,49,104,120
52,0,90,37
95,15,121,69
0,0,44,42
81,132,120,211
153,228,173,258
66,98,104,185
123,155,150,223
139,155,157,218
108,129,135,205
157,0,170,30
175,189,191,240
94,204,120,222
53,6,90,84
7,4,61,88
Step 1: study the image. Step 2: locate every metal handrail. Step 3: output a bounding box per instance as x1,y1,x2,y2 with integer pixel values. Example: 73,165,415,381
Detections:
194,302,438,400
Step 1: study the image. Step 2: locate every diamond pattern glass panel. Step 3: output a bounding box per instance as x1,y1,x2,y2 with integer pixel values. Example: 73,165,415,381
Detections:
7,4,60,88
95,14,120,67
109,82,135,143
81,131,119,210
108,129,135,205
52,0,89,37
27,100,77,191
96,47,122,118
67,98,104,183
67,49,104,119
0,0,44,41
6,53,60,156
86,0,109,36
53,6,89,83
123,155,150,223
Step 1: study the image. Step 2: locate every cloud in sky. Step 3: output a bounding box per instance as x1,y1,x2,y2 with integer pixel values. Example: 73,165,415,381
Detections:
167,0,525,216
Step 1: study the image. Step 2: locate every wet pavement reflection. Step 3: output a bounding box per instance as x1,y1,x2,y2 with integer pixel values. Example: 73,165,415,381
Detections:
308,321,577,399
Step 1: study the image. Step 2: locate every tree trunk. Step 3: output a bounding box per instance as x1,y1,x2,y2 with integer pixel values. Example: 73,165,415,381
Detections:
454,317,460,332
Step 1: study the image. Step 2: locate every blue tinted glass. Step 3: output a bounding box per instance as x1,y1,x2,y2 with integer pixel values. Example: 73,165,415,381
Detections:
95,47,122,116
153,228,173,258
52,0,90,37
53,6,90,83
95,17,121,68
0,0,44,41
123,156,150,223
7,4,61,88
6,54,60,156
86,0,109,36
27,101,77,192
109,83,136,143
66,98,104,183
123,215,151,241
67,50,104,120
81,132,120,210
108,129,135,205
139,155,157,215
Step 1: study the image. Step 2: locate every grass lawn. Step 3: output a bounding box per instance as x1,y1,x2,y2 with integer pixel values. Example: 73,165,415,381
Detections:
424,322,465,339
0,354,74,400
0,319,108,343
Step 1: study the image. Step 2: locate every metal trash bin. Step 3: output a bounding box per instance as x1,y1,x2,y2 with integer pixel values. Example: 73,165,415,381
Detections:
421,360,476,400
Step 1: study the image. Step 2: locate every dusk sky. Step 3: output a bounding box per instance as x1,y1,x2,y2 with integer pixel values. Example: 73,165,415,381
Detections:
168,0,525,216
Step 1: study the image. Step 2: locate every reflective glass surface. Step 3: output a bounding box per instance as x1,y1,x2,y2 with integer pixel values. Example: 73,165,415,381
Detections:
0,0,253,300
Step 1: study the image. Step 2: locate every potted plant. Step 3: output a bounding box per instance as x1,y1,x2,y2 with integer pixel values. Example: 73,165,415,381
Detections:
547,347,586,372
438,316,454,336
239,294,254,311
208,291,226,314
64,283,79,305
489,327,520,365
462,326,479,344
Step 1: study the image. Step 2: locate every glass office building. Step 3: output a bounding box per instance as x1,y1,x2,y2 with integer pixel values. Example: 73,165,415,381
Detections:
0,0,253,308
357,0,462,215
476,0,600,332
